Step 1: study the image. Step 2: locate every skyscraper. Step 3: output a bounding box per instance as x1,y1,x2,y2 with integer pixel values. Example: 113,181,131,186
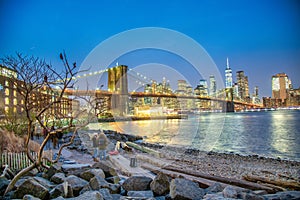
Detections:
177,80,187,93
236,71,250,101
272,73,289,102
225,58,233,88
209,75,216,96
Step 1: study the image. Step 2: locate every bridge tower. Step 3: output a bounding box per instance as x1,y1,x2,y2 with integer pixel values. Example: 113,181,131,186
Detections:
108,65,129,116
223,87,234,112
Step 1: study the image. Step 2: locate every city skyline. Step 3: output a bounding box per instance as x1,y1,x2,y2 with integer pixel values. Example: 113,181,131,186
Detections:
0,0,299,98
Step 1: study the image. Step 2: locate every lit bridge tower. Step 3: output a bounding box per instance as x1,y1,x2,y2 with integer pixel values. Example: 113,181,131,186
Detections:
108,65,129,116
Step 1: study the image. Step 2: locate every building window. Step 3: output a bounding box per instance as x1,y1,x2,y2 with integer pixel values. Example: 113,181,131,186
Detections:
5,97,9,105
13,98,17,105
5,81,9,87
13,107,17,113
5,106,9,113
21,99,24,104
14,90,17,97
13,82,17,88
5,88,9,96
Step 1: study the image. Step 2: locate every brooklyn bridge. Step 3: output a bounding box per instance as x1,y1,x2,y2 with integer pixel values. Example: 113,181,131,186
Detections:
64,65,263,117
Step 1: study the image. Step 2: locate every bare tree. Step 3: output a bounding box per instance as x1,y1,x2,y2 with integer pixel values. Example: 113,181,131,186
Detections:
1,52,95,194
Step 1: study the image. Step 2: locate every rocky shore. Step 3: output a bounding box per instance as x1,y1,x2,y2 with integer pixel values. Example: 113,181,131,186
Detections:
0,129,299,200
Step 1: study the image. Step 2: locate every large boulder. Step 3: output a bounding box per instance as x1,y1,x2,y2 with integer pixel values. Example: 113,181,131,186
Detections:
264,191,300,200
205,182,224,194
50,173,66,184
99,188,113,200
12,178,49,200
89,176,110,190
23,194,41,200
33,176,56,189
169,178,205,200
0,177,9,196
150,172,171,196
222,186,238,199
65,175,89,196
92,161,118,177
43,164,62,180
127,190,154,198
62,163,91,176
50,182,74,199
80,169,105,181
122,176,153,191
68,190,103,200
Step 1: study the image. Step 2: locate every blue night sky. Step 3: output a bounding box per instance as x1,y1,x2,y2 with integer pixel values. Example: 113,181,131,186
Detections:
0,0,299,97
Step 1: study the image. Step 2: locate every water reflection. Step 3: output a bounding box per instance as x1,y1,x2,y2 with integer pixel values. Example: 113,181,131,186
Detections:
89,110,300,161
270,111,299,159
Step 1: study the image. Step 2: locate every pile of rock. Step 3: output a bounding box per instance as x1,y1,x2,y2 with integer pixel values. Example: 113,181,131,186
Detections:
1,158,300,200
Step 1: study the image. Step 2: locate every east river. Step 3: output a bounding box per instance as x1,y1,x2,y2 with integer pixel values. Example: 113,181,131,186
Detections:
89,110,300,161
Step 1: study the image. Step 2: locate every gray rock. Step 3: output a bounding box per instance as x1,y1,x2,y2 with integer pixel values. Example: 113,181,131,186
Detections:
80,168,105,181
203,193,227,200
79,184,92,195
127,190,154,198
108,183,121,194
62,163,91,176
51,173,66,184
50,182,74,198
252,190,268,196
92,161,118,177
23,194,41,200
150,172,171,196
264,191,300,200
68,190,103,200
106,176,121,184
122,176,153,191
51,197,65,200
12,178,49,200
99,188,113,200
205,182,224,194
43,164,62,180
89,176,110,190
27,168,39,177
155,196,166,200
169,178,205,200
111,194,122,200
240,191,264,200
65,175,89,196
33,176,56,189
0,177,9,196
222,186,238,199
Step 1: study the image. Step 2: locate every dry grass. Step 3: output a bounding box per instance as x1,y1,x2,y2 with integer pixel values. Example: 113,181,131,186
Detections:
0,129,25,153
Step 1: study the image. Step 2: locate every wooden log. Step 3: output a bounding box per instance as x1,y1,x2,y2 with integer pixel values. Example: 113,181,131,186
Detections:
163,165,277,193
243,175,300,191
126,142,162,158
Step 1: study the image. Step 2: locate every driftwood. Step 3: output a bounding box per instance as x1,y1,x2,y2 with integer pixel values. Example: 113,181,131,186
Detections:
126,142,162,158
243,175,300,191
141,163,278,193
163,165,277,193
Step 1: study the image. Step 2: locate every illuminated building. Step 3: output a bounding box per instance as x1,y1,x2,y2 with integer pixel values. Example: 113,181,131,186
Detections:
252,86,260,104
236,71,250,102
0,65,20,114
209,75,216,97
225,58,233,88
272,73,289,102
177,80,187,94
0,65,77,118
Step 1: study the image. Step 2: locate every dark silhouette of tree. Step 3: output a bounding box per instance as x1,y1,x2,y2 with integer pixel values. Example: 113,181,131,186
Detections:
1,52,95,195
